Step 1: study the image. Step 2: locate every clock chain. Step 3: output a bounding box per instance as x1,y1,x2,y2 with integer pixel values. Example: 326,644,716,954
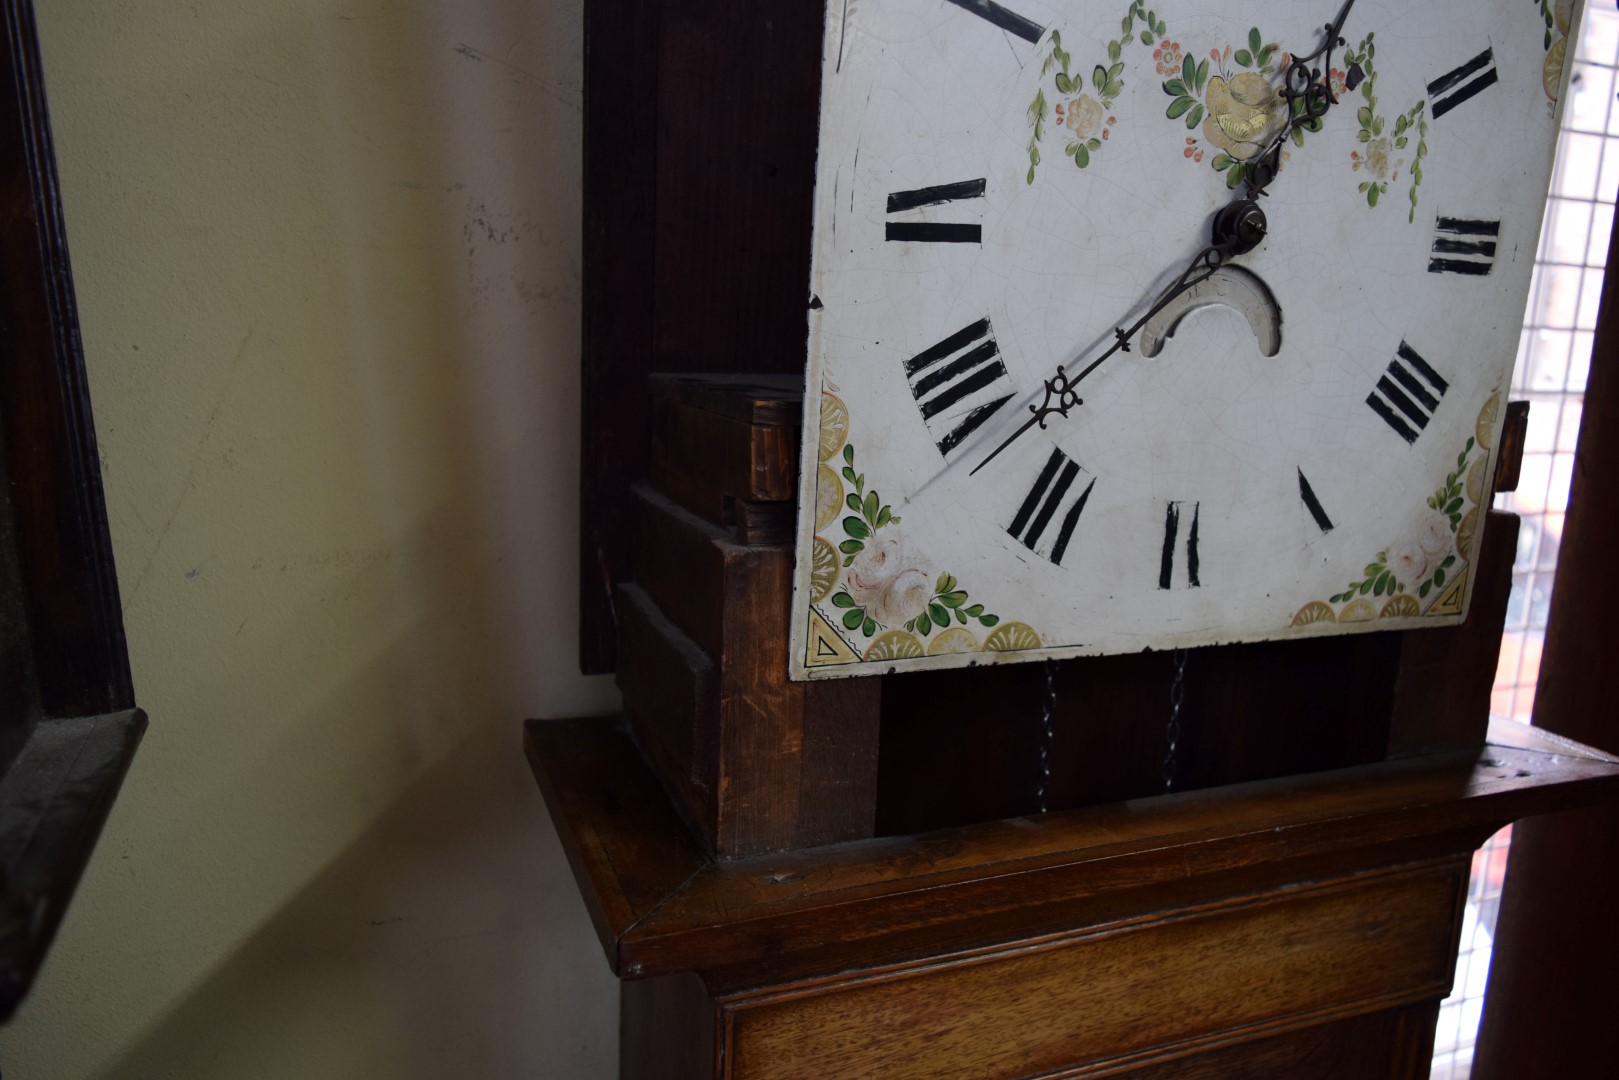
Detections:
1036,659,1058,814
1163,650,1190,793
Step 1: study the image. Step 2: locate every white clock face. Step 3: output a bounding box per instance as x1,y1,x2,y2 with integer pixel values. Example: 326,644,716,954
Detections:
790,0,1581,679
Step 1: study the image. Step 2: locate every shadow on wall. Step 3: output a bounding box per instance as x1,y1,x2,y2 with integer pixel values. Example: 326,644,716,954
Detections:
8,0,619,1076
89,5,622,1076
94,717,616,1080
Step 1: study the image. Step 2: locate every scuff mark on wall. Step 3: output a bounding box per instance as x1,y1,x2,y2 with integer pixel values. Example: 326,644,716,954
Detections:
123,328,255,608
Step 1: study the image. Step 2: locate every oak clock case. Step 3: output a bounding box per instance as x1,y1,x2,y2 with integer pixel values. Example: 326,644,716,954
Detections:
791,0,1578,680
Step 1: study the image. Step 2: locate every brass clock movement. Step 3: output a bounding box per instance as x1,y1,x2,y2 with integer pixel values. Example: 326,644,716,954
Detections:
791,0,1581,679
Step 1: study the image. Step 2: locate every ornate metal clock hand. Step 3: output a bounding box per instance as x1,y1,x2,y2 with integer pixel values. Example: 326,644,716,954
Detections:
1246,0,1363,197
969,202,1267,477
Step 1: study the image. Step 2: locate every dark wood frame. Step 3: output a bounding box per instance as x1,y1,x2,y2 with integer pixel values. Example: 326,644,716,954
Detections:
579,0,823,674
0,0,144,1022
1472,187,1619,1079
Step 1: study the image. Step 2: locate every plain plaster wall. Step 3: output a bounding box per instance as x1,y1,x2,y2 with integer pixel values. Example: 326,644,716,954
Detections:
0,2,622,1076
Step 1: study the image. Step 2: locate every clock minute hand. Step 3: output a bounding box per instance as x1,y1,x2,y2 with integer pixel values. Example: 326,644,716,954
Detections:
967,210,1264,479
1246,0,1362,198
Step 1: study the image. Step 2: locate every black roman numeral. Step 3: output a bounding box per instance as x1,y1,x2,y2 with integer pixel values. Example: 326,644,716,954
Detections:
1428,48,1498,120
1298,469,1335,534
1429,217,1499,276
1367,342,1449,444
944,0,1045,45
1159,501,1201,590
886,178,985,244
905,317,1014,457
1008,449,1095,566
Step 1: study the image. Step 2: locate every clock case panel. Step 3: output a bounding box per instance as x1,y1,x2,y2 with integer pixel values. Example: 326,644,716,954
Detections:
579,0,1524,840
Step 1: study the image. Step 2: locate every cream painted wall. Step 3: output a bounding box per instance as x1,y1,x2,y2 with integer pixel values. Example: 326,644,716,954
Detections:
1,2,622,1076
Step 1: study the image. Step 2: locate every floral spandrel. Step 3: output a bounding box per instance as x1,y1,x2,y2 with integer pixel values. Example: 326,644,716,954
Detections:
1025,2,1162,183
808,393,1039,665
1342,34,1428,221
1291,393,1500,628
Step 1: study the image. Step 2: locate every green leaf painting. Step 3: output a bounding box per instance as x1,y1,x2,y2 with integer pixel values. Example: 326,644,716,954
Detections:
1158,29,1284,184
1026,2,1151,183
811,392,1025,663
1294,394,1499,628
1343,34,1428,221
1022,13,1439,219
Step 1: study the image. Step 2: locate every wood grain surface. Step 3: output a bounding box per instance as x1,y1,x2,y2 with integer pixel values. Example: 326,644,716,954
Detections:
724,864,1461,1078
578,2,822,672
1473,198,1619,1080
621,484,880,857
1385,510,1518,758
649,400,798,525
525,714,1619,984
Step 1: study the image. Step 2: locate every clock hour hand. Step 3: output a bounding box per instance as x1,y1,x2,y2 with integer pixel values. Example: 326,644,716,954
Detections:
968,203,1268,478
1245,0,1362,197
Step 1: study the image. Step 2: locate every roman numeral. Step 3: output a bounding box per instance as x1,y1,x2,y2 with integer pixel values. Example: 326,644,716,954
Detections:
886,178,985,244
1298,470,1335,534
1159,501,1201,590
1429,217,1499,276
944,0,1045,45
904,317,1015,457
1428,48,1498,120
1367,342,1449,444
1008,449,1095,566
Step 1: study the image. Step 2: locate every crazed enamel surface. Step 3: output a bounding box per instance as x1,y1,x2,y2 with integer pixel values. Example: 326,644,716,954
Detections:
792,0,1582,679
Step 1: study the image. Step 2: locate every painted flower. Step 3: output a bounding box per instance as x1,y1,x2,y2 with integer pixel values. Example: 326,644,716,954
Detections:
846,538,902,609
874,568,932,625
1203,73,1288,161
1154,40,1183,76
1065,94,1104,139
1416,511,1454,559
1351,135,1393,180
1328,67,1349,100
846,539,932,625
1388,539,1433,587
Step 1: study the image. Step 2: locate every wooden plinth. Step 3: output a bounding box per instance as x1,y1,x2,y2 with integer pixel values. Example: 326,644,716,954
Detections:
528,716,1619,1078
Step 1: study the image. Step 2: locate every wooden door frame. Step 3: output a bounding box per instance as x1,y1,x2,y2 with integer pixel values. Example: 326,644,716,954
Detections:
0,0,145,1022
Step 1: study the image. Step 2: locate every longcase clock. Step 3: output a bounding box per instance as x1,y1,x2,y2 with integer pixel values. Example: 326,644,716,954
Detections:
547,1,1619,1078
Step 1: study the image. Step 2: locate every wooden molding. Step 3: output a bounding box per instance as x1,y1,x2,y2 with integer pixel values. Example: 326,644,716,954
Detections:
0,0,143,1021
0,0,132,718
526,715,1619,987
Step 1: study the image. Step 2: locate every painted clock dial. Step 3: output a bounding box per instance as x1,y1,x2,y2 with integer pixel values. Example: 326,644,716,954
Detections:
790,0,1582,679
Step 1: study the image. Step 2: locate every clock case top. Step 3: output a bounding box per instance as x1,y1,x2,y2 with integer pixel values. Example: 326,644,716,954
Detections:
579,0,1541,840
